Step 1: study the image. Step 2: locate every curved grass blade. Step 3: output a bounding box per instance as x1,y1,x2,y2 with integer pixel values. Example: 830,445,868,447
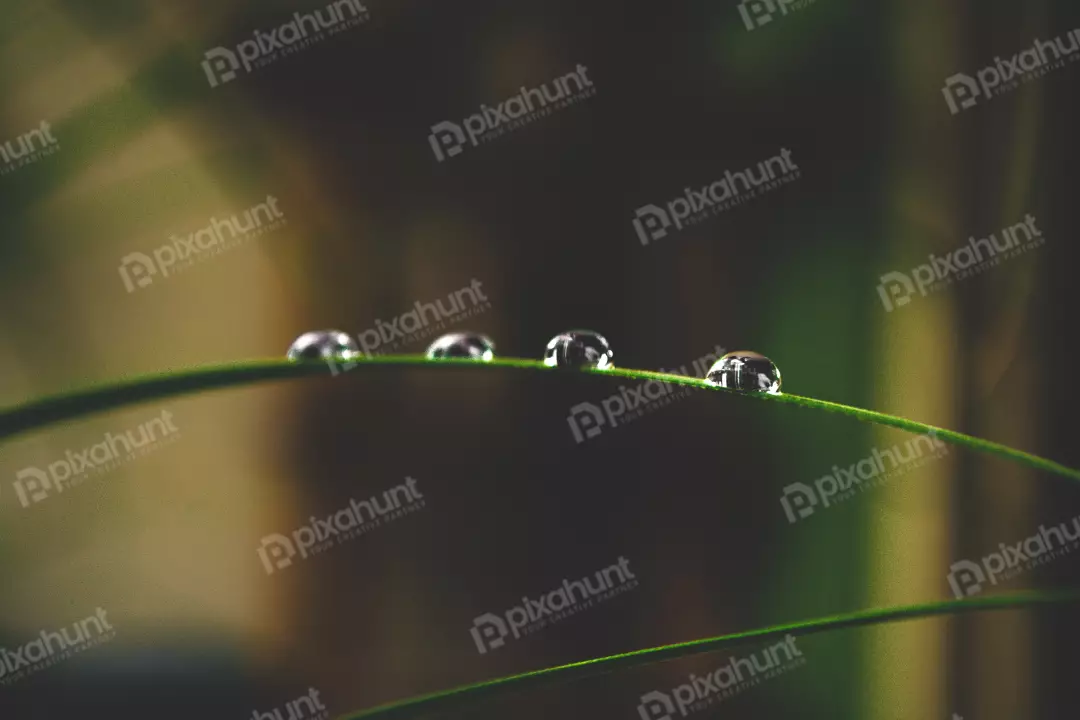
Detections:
0,356,1076,482
339,590,1080,720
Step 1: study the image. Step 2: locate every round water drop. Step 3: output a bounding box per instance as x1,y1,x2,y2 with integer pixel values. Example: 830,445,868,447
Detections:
426,332,495,362
287,330,361,363
543,330,614,370
705,351,781,394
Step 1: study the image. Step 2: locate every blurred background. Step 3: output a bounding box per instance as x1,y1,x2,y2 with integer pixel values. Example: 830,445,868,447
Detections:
1,0,1079,718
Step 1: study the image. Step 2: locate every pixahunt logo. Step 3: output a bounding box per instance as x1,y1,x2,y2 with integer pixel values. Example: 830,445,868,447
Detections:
0,120,60,176
0,608,115,686
567,344,726,444
780,431,948,523
877,214,1045,312
202,0,371,87
636,635,805,720
428,64,596,162
257,477,425,575
469,556,638,654
633,149,800,246
738,0,818,31
352,279,492,358
13,410,180,509
947,511,1080,598
119,195,286,292
251,688,329,720
942,29,1080,114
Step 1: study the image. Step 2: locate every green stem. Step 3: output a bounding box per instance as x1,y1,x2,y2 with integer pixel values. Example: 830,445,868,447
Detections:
0,356,1075,481
339,591,1080,720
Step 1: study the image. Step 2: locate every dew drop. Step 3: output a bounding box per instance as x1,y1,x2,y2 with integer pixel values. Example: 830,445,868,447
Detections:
287,330,361,365
704,351,781,394
425,332,495,362
543,330,614,370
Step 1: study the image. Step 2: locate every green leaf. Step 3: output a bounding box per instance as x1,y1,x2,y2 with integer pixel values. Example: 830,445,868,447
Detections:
3,358,1076,717
339,591,1080,720
0,356,1076,482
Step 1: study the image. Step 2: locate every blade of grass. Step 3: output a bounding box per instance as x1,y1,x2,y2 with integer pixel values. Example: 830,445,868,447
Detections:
338,590,1080,720
0,356,1076,482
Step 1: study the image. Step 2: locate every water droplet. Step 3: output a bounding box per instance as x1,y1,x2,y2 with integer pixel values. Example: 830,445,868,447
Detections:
287,330,361,369
425,332,495,362
543,330,614,370
704,351,781,394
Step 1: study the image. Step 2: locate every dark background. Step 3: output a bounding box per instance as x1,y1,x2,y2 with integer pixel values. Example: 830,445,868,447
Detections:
1,0,1079,718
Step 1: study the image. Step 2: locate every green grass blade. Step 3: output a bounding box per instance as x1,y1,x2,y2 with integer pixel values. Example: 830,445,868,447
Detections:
0,356,1076,481
338,591,1080,720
